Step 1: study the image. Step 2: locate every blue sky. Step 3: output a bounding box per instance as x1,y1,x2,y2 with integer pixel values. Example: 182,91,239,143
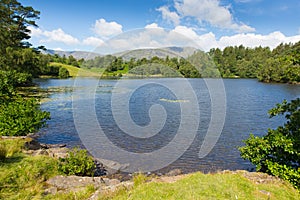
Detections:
20,0,300,52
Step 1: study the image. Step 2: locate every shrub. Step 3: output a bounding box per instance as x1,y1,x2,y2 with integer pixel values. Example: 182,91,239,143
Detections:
0,70,32,98
0,97,50,136
0,144,7,160
58,147,96,176
240,98,300,189
133,173,149,187
58,67,70,79
0,70,50,136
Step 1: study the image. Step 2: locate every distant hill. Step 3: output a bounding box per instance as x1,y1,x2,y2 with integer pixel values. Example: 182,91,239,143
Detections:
113,47,198,60
42,49,102,60
43,47,198,60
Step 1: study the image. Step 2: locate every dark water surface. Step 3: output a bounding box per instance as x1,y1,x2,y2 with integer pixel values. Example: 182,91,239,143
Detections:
35,78,300,173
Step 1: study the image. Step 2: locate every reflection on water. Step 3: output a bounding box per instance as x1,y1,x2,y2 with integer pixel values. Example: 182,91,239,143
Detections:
35,78,300,173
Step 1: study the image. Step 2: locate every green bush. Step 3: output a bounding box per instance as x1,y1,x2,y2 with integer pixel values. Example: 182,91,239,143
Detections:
58,67,70,79
58,147,96,176
240,98,300,189
0,70,50,136
0,97,50,136
0,70,32,98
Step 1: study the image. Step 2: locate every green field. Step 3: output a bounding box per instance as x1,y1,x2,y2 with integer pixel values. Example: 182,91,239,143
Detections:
50,62,102,77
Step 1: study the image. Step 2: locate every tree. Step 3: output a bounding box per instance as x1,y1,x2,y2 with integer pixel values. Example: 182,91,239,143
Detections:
0,0,40,52
240,98,300,189
0,1,50,136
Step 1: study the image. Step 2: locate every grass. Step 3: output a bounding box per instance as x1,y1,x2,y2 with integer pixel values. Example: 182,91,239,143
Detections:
102,172,300,200
43,185,96,200
0,138,95,200
49,62,101,77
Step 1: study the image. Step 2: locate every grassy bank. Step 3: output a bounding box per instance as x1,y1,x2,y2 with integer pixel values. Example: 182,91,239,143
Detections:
49,62,101,77
1,138,299,200
0,138,94,200
102,172,299,200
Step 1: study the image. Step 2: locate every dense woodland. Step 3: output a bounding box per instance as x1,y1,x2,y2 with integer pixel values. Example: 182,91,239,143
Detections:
209,42,300,83
80,42,300,82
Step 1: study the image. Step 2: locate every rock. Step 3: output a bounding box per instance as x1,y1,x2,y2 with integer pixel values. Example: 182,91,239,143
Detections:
45,175,123,195
166,169,182,176
94,159,107,176
40,143,66,149
95,158,130,175
24,139,41,150
44,187,57,195
87,181,133,200
35,149,49,156
46,147,68,159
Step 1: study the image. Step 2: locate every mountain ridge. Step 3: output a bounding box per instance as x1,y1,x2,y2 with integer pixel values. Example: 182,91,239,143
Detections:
43,46,199,60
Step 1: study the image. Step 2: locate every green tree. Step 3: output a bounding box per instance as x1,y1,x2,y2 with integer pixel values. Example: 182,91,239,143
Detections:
240,98,300,189
0,1,50,136
58,67,70,79
0,0,40,52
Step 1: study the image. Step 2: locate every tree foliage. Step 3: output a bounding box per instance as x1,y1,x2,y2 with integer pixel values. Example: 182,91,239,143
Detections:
0,1,50,136
210,42,300,83
240,98,300,189
0,0,40,51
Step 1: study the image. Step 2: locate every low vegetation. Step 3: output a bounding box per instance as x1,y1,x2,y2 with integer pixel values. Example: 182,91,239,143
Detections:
0,70,50,136
1,138,299,199
58,147,96,176
240,98,300,189
100,172,299,200
0,138,98,199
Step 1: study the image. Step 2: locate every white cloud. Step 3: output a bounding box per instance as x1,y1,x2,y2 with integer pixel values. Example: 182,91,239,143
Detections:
157,6,180,25
82,37,104,46
93,18,123,38
53,47,64,51
43,28,80,45
172,0,255,33
217,31,300,49
92,25,300,54
29,26,43,36
29,27,79,45
145,23,160,29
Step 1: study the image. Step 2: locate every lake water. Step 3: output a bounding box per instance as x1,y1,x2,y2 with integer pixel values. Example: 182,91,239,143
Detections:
35,78,300,174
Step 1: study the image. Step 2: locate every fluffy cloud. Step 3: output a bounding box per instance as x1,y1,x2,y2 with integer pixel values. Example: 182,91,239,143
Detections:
94,26,300,53
157,0,255,33
217,31,300,49
145,23,160,29
82,37,104,46
156,6,180,25
93,18,123,38
29,27,79,45
28,22,300,53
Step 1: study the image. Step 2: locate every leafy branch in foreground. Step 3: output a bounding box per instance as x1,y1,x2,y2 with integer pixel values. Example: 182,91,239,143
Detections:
240,98,300,189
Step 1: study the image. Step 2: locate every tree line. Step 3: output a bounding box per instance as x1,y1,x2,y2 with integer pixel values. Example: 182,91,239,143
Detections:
81,42,299,83
209,42,300,83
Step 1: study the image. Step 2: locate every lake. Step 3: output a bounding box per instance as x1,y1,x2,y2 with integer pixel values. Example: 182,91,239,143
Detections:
35,78,300,174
